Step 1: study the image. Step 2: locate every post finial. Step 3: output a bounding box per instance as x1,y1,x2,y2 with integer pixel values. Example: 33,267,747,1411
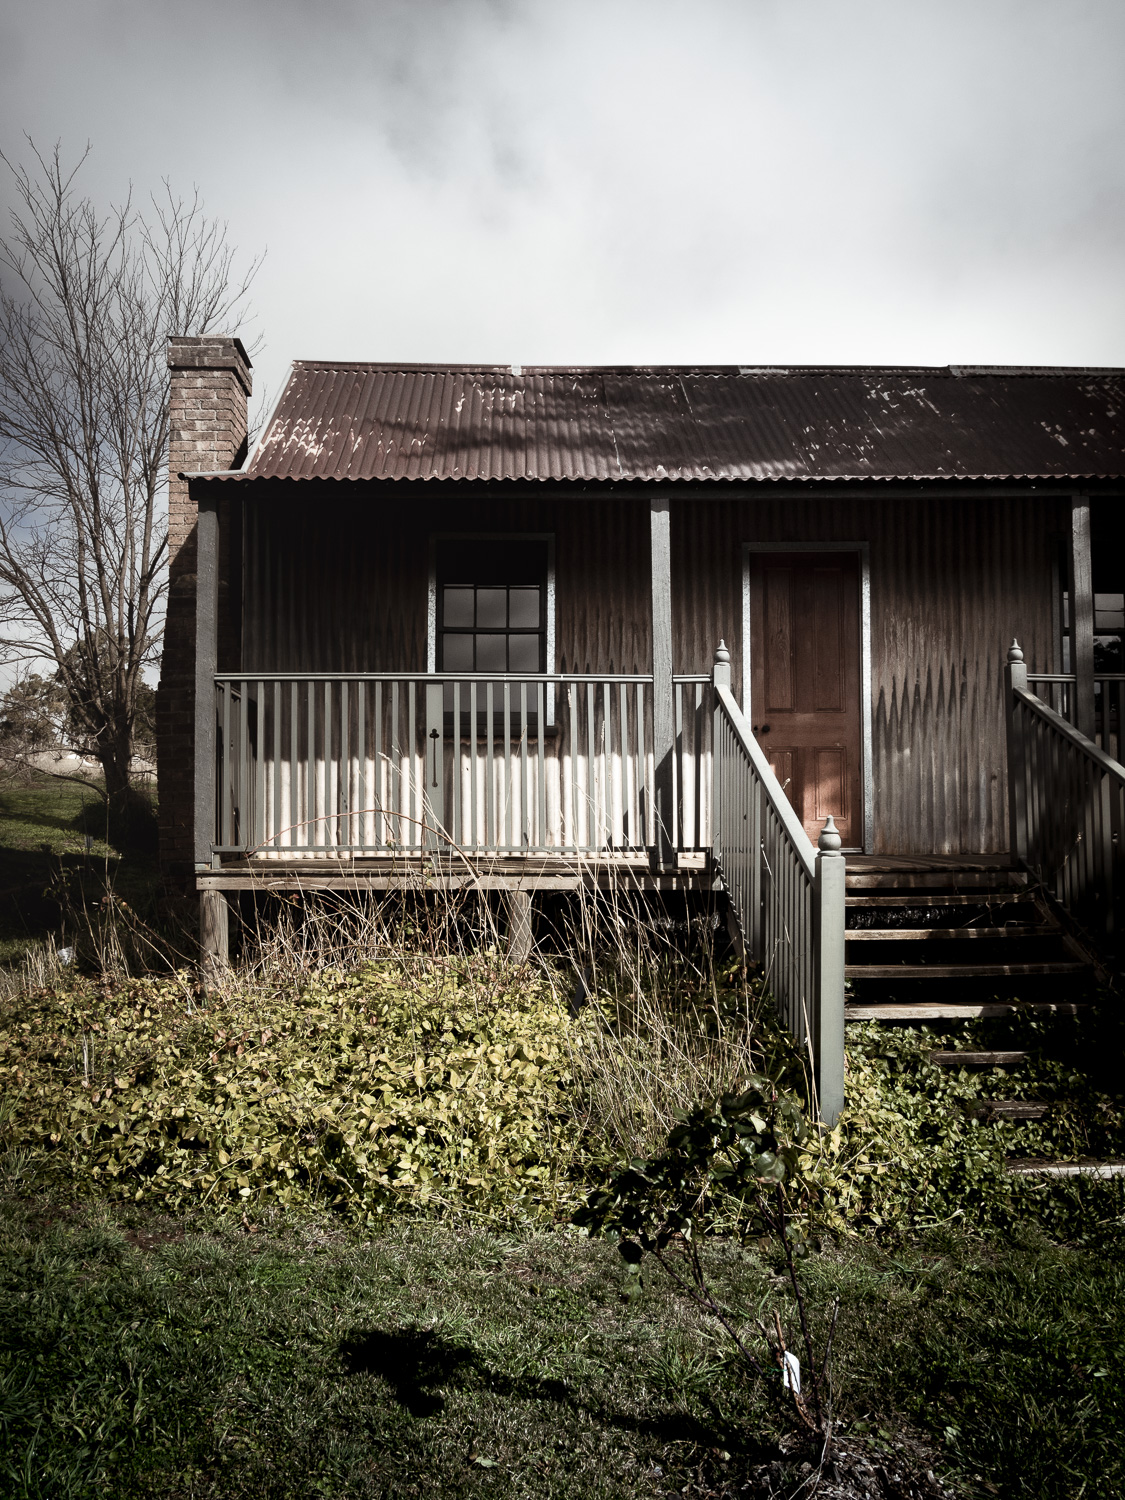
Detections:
818,815,843,854
1007,639,1024,664
715,639,730,666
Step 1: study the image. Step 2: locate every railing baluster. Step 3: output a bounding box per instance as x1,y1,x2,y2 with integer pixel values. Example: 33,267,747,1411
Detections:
591,684,600,852
504,681,513,852
520,681,529,849
271,681,281,851
1009,647,1125,956
537,681,547,850
452,680,462,848
486,681,495,849
376,681,387,846
390,681,400,849
469,681,478,849
407,680,416,849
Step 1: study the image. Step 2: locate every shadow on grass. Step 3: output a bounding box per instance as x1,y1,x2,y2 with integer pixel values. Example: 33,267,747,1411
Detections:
340,1323,748,1450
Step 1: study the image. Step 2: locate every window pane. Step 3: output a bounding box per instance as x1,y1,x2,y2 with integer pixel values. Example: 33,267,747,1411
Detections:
477,588,507,628
509,634,540,673
509,587,540,629
442,633,473,671
443,587,474,627
476,633,507,671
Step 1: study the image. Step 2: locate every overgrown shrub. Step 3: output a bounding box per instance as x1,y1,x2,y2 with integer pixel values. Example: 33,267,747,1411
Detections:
0,956,585,1221
817,1015,1125,1237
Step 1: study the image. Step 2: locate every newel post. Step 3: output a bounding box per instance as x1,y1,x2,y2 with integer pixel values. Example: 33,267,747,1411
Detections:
1005,640,1029,865
711,639,731,865
814,815,846,1128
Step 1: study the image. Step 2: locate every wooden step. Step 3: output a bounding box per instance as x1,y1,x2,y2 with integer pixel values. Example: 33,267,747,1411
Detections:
844,962,1088,979
964,1100,1053,1121
846,893,1038,907
1007,1158,1125,1178
846,871,1028,891
845,926,1048,941
845,1001,1086,1020
929,1050,1030,1066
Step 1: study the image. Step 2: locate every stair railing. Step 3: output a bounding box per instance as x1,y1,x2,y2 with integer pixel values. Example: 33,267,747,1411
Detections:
711,642,846,1125
1006,640,1125,953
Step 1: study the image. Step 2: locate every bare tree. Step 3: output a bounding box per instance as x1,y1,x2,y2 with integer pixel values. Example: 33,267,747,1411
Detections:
0,141,260,842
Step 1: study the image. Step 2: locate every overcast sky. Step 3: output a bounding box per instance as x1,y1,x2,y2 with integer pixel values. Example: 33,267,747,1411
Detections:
2,0,1124,409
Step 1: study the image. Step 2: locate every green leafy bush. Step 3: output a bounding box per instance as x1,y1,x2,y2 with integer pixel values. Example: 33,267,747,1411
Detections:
0,957,584,1221
816,1015,1125,1236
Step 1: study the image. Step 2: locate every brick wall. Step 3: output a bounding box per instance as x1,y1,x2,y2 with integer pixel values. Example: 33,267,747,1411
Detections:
157,337,252,878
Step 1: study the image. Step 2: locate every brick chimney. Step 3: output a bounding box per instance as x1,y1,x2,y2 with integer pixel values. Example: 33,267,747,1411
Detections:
157,336,252,876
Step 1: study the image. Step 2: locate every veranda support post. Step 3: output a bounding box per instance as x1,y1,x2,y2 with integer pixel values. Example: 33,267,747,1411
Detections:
200,889,229,991
506,889,534,962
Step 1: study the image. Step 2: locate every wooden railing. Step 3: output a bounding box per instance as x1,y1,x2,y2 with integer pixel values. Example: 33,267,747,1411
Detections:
1008,642,1125,952
710,643,846,1125
211,672,711,859
1025,672,1125,762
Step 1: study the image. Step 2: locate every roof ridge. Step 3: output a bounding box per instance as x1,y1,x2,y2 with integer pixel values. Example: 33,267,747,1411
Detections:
287,360,1125,377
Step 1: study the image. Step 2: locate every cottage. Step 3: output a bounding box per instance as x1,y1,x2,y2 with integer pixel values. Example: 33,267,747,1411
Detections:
157,340,1125,1123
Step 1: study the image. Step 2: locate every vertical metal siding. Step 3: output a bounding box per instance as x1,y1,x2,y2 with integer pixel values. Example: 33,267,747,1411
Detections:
672,494,1065,854
243,493,652,677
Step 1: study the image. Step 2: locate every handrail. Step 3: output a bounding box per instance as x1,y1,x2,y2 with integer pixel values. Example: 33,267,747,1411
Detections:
712,681,817,881
1006,641,1125,953
1014,685,1125,782
215,671,656,685
710,643,845,1125
1024,672,1125,760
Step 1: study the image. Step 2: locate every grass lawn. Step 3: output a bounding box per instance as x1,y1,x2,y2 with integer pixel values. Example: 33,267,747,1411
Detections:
0,773,158,967
0,1192,1122,1499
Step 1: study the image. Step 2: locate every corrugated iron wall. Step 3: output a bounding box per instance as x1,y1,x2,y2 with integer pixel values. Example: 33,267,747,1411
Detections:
242,490,652,676
672,494,1065,854
242,485,1066,856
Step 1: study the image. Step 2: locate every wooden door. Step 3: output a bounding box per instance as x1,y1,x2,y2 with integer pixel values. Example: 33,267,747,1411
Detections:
748,552,863,848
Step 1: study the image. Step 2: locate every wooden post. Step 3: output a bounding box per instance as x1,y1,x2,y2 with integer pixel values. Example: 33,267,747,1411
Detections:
506,888,533,962
813,816,846,1128
650,497,674,870
200,889,229,991
424,681,445,849
711,641,747,965
1069,495,1096,741
1005,639,1029,865
194,497,220,872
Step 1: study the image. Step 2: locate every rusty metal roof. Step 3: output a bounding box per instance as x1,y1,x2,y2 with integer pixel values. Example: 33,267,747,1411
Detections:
236,364,1125,484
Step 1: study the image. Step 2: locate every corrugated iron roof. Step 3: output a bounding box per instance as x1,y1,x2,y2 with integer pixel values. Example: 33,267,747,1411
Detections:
235,364,1125,484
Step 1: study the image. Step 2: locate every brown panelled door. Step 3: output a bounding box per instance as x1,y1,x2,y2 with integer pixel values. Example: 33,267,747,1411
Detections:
748,551,863,848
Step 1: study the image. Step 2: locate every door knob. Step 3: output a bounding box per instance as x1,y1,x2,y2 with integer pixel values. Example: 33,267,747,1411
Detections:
754,723,771,735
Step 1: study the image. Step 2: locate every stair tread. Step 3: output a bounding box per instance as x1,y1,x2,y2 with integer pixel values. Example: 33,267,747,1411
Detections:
844,961,1089,978
845,1001,1086,1020
929,1050,1031,1065
846,893,1037,907
846,926,1049,940
964,1100,1053,1119
1007,1158,1125,1177
846,871,1029,890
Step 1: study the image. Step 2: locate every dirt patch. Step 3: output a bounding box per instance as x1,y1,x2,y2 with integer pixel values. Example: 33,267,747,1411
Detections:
663,1425,953,1499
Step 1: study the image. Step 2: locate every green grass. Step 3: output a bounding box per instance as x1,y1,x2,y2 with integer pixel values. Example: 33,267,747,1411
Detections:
0,1193,1121,1498
0,773,159,967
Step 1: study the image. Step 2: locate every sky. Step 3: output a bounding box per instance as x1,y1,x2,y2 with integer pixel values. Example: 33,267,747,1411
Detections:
1,0,1124,415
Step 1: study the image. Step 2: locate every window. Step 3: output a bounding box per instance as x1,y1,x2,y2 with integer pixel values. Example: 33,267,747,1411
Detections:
432,538,551,674
429,535,555,729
